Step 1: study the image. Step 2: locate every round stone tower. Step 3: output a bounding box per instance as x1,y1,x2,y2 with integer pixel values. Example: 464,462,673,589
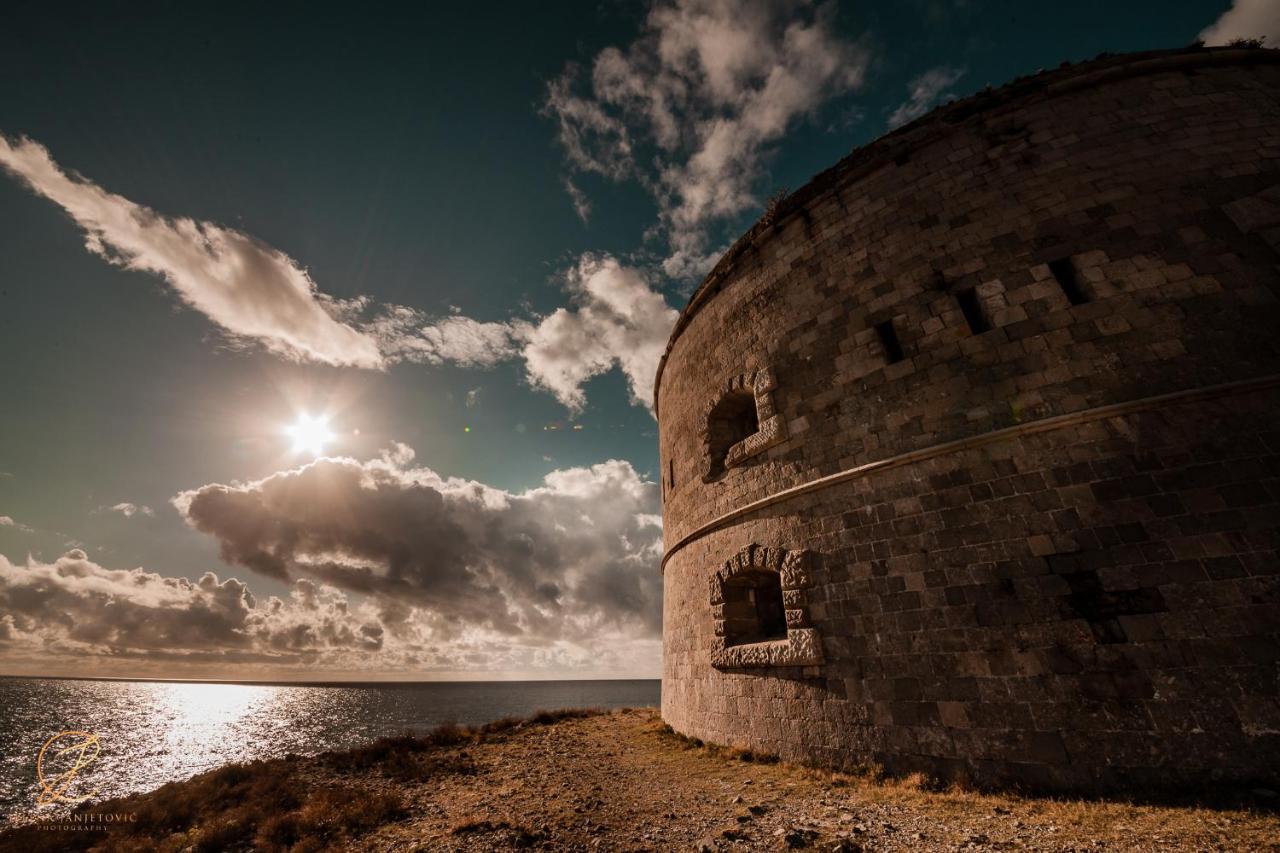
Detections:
656,46,1280,792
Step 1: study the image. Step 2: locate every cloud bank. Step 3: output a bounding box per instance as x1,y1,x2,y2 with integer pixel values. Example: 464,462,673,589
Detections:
0,446,664,677
544,0,868,278
1199,0,1279,46
0,549,385,668
174,444,663,645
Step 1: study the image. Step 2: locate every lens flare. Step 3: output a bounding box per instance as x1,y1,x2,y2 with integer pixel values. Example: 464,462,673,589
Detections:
285,414,334,456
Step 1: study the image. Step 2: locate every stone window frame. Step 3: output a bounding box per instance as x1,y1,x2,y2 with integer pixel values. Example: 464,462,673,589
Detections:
709,543,822,668
701,366,788,482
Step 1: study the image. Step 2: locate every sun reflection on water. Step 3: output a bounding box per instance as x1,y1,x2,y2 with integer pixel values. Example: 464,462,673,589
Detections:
151,683,278,763
0,677,660,823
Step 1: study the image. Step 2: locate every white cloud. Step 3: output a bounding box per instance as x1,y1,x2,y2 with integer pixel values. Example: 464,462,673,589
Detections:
0,136,673,414
0,135,386,369
521,254,678,412
545,0,868,278
105,502,154,518
0,516,34,533
366,308,526,367
565,177,593,223
1199,0,1279,46
362,259,679,413
0,549,388,669
174,444,664,646
887,65,966,129
367,253,677,415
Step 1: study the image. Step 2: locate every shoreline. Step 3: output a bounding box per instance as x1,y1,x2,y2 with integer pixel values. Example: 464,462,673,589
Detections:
3,708,1277,851
0,673,661,689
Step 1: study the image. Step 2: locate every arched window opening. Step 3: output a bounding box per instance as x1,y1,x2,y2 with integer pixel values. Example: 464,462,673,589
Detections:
704,391,758,481
722,570,787,646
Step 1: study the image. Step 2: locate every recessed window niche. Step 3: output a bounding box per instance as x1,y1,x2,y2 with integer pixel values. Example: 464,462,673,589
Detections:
701,367,787,482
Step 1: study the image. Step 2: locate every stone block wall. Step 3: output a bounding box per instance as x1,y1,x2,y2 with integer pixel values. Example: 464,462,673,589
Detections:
657,47,1280,792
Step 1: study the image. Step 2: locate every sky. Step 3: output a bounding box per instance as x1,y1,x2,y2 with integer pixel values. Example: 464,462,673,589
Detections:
0,0,1270,682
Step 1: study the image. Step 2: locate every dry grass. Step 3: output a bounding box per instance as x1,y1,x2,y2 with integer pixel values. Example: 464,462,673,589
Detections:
0,708,608,853
7,708,1273,852
3,758,404,853
318,708,606,783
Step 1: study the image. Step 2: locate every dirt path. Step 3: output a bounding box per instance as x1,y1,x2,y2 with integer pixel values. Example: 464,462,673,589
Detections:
358,709,1278,852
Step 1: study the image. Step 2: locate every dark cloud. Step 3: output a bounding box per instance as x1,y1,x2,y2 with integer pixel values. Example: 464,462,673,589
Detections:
174,445,663,643
0,550,384,666
0,447,664,678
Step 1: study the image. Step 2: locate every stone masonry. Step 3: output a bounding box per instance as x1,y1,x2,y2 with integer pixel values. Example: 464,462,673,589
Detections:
657,46,1280,792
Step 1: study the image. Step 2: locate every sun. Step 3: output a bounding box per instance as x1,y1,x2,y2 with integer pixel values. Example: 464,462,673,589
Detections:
285,413,335,456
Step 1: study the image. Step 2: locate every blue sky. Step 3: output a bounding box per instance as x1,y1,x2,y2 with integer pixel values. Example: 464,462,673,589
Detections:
0,0,1261,680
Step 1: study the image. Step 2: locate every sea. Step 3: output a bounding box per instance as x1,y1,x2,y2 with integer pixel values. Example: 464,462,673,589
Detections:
0,676,660,824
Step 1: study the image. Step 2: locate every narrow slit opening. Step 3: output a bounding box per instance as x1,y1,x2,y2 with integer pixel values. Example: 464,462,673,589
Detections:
1048,257,1090,305
874,320,906,363
956,289,991,334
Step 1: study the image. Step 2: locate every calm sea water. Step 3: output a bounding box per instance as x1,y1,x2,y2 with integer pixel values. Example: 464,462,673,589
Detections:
0,676,659,824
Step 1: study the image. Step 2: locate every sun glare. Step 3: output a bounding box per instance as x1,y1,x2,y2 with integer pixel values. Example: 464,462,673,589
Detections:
286,413,334,456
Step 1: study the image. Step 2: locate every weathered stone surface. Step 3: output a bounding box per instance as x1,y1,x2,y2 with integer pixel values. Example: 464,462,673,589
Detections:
711,628,823,669
725,413,787,468
657,47,1280,794
709,544,822,669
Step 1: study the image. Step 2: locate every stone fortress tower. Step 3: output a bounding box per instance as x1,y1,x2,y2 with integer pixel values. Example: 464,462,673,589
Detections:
656,46,1280,791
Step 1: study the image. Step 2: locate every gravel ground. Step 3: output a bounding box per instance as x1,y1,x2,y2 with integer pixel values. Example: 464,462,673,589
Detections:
359,709,1278,852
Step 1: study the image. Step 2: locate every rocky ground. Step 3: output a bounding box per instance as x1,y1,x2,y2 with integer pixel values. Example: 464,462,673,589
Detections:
4,708,1277,852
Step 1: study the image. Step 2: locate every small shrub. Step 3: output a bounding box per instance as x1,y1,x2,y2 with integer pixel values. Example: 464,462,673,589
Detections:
193,811,255,853
762,187,790,225
529,707,602,726
477,716,523,735
426,721,471,746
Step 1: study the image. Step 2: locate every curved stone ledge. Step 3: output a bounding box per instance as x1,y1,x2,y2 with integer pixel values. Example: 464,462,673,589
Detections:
710,628,822,669
662,373,1280,572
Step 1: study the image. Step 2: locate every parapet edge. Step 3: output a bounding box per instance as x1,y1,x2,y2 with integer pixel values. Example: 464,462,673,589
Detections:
651,45,1280,418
